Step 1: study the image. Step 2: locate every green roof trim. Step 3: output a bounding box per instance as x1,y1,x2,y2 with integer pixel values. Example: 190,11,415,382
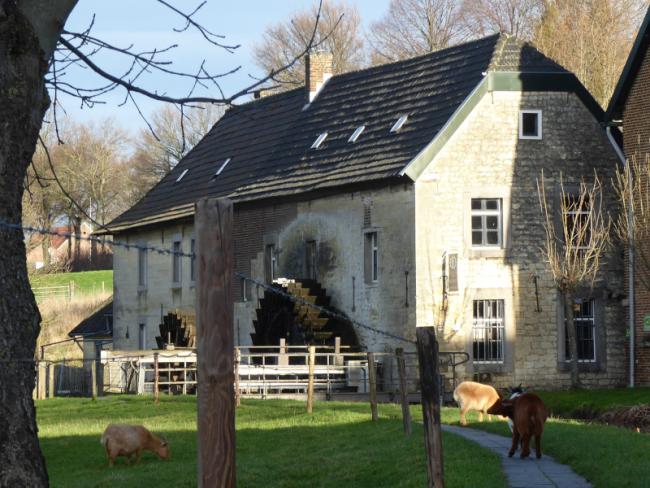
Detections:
402,71,605,180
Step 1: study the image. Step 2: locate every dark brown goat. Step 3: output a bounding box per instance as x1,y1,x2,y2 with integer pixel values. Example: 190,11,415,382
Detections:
487,392,548,459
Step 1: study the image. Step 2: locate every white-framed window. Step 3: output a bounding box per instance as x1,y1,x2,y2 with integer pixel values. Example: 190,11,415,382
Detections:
519,110,542,139
172,238,182,286
563,193,591,251
471,199,502,247
348,125,365,143
364,231,379,283
311,132,328,149
138,322,147,350
190,238,196,283
565,299,596,363
390,114,408,132
137,247,147,289
472,299,505,363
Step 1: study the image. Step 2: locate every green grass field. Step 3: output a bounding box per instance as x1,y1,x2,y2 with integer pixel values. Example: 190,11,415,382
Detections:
37,397,506,488
30,270,113,295
448,402,650,488
537,387,650,418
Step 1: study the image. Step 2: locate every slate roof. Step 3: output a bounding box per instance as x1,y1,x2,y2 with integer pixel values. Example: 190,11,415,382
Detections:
107,34,567,232
68,300,113,338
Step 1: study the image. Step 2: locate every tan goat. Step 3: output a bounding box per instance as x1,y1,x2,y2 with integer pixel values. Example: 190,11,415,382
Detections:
453,381,500,426
101,424,170,467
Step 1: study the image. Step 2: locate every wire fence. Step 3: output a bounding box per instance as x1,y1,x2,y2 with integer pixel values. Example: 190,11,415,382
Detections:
2,219,415,345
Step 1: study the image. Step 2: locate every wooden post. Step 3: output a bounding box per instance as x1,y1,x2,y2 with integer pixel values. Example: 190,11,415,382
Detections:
48,363,55,399
234,348,241,407
306,346,316,413
37,362,46,400
416,327,445,488
91,360,97,400
367,352,378,422
195,198,236,488
154,352,160,404
334,336,342,366
396,348,412,435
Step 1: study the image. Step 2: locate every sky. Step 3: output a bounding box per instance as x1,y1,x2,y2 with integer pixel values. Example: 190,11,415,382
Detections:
60,0,391,134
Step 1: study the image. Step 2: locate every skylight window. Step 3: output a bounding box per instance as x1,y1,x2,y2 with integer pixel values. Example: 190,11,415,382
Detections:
311,132,328,149
390,115,408,133
214,158,231,177
175,169,189,183
348,125,365,143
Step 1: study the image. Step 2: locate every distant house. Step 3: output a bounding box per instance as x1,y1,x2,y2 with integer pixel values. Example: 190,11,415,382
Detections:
68,299,113,367
104,34,625,390
606,6,650,386
27,222,112,271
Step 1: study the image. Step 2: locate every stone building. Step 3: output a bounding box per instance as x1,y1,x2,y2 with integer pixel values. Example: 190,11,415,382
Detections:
607,5,650,386
104,34,625,389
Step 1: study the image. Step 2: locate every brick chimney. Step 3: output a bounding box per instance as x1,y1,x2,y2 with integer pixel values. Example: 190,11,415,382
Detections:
305,50,333,102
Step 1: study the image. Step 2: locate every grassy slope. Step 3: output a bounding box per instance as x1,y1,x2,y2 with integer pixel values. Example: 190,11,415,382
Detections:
30,270,113,294
443,406,650,488
38,397,506,488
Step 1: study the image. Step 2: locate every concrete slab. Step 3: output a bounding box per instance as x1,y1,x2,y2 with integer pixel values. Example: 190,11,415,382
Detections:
443,424,592,488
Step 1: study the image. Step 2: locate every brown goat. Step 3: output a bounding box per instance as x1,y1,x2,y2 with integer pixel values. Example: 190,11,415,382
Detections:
487,392,549,459
101,424,170,466
453,381,500,426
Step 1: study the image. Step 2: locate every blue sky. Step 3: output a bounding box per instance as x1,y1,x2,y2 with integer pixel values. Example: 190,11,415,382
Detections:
60,0,390,133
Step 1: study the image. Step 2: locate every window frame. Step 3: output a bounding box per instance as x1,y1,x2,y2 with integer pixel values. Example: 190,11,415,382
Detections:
564,299,597,363
519,109,542,140
470,198,503,248
364,230,379,284
137,244,147,291
171,235,182,288
471,299,506,364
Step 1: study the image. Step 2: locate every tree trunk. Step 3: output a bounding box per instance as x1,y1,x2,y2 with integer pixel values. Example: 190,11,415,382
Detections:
73,216,81,271
563,289,580,388
40,231,50,269
0,3,72,486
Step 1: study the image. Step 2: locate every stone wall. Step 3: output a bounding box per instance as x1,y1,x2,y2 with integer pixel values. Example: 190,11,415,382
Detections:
112,184,416,353
415,90,625,389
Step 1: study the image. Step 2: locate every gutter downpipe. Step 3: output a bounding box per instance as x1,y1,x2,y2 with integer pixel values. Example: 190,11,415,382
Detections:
606,126,635,388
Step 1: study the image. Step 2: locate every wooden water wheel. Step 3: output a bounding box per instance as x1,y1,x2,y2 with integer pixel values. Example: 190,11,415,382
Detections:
251,279,359,349
155,309,196,349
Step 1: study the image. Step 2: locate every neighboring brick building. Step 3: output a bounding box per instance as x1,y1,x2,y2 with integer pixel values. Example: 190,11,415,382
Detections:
105,34,625,389
607,6,650,386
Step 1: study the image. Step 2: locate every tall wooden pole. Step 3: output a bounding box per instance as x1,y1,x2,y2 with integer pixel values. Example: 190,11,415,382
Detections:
154,352,160,404
367,352,378,422
195,198,236,488
396,348,412,435
306,346,316,413
416,327,445,488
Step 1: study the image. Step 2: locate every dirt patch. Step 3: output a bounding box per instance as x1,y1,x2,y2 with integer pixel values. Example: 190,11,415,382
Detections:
598,405,650,433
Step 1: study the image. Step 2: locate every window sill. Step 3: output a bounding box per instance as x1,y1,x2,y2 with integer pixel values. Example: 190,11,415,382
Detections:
468,248,507,259
557,361,602,373
518,135,542,140
472,361,508,374
137,286,147,293
364,281,379,288
171,283,182,291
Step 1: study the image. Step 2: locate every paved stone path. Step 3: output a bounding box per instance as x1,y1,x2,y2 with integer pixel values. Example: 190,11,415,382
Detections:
442,425,592,488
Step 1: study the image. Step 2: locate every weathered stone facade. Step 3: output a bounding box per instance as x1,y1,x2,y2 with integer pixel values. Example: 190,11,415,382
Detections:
415,90,625,389
112,184,416,353
112,89,626,390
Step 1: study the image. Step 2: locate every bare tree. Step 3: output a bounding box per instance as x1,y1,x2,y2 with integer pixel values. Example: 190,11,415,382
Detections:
614,154,650,290
128,104,224,202
368,0,468,64
0,1,325,485
533,0,647,108
460,0,544,40
537,171,611,388
253,0,364,88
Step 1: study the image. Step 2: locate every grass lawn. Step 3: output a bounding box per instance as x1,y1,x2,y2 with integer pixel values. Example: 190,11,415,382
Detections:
444,406,650,488
536,387,650,417
30,270,113,295
38,397,506,488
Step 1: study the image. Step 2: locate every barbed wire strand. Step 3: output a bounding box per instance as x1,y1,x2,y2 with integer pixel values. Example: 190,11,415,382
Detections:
0,219,415,345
